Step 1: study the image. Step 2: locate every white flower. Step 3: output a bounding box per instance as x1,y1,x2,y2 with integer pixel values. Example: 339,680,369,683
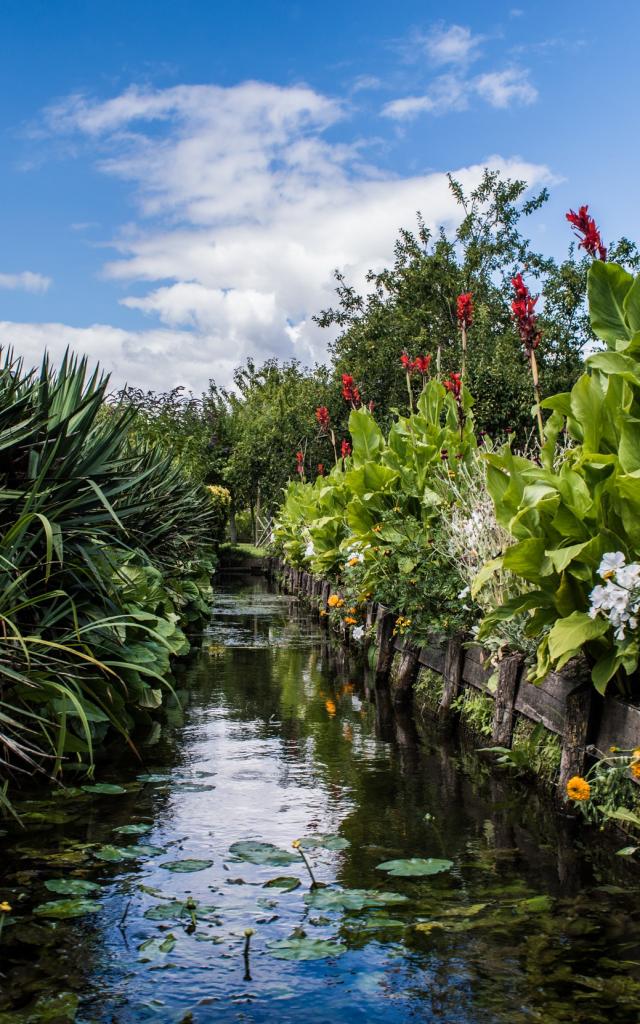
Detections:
304,541,315,558
598,551,626,579
457,586,470,600
617,563,640,590
352,626,365,642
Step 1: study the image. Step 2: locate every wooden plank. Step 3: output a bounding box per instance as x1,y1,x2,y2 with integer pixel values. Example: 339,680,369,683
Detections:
418,645,446,674
596,697,640,753
491,654,523,746
461,646,492,692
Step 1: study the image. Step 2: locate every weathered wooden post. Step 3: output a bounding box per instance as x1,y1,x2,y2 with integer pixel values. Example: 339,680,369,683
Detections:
374,606,396,686
438,635,465,723
392,642,421,705
558,664,599,804
491,653,524,746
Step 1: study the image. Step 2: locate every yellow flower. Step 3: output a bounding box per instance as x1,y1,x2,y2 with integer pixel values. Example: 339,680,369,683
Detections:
319,609,328,617
292,839,301,849
631,762,640,780
0,902,11,913
633,747,640,759
327,594,344,608
325,699,337,716
348,556,360,567
566,776,591,801
372,524,382,533
610,745,619,753
348,607,357,614
343,616,357,625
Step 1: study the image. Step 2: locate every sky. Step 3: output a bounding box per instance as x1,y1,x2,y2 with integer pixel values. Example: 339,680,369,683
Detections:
0,0,638,393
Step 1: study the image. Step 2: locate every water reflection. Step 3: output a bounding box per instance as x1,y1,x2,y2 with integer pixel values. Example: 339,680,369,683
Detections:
0,577,638,1024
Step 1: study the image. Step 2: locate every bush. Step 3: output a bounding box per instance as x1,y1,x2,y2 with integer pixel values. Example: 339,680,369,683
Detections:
206,484,231,542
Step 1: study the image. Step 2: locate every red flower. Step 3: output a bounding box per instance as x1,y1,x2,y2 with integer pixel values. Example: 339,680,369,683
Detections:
413,354,432,376
341,439,352,458
317,463,325,476
295,450,304,475
368,399,376,413
341,373,361,407
566,205,606,261
295,450,304,463
400,352,413,371
456,292,474,329
443,371,462,400
315,405,330,429
511,273,541,354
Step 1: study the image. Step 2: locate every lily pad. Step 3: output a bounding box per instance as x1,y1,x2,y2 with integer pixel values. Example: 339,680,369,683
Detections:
44,878,101,896
144,902,188,921
33,897,101,918
229,840,297,866
160,859,213,873
299,833,350,851
138,933,176,958
138,773,172,784
263,876,301,892
92,845,140,863
81,783,127,795
266,936,347,961
304,887,408,911
114,823,153,835
376,857,453,877
175,783,217,792
134,845,166,857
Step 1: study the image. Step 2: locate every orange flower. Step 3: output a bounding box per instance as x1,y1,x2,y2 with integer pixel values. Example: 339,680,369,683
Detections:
325,699,337,716
631,762,640,780
343,616,358,625
566,776,591,801
327,594,344,608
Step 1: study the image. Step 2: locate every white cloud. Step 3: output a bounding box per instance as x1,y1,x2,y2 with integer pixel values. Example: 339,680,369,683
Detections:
474,68,537,108
382,66,537,121
421,24,483,66
7,82,551,392
0,271,51,293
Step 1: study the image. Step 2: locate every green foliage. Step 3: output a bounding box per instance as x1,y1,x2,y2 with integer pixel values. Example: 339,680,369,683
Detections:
0,348,218,789
478,260,640,693
205,484,231,542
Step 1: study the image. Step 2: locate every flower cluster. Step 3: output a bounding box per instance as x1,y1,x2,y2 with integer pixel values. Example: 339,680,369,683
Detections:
400,352,432,376
341,439,352,459
456,292,474,330
327,594,344,609
589,552,640,641
392,615,412,636
443,371,462,399
341,374,361,408
566,205,607,261
511,273,541,354
315,405,330,430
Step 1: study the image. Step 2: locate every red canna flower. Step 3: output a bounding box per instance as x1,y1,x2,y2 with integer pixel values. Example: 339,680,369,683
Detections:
400,352,413,371
341,373,361,407
566,205,606,261
315,405,330,430
296,450,304,463
443,371,462,400
511,273,541,354
456,292,474,329
413,354,432,376
341,439,352,458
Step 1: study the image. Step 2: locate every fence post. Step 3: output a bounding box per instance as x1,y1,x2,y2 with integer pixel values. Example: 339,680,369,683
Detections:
392,643,420,705
491,654,524,746
374,607,396,685
558,671,598,804
439,635,464,722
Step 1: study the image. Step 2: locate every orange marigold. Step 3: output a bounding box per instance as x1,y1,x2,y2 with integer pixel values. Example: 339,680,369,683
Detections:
343,616,358,625
631,762,640,780
566,776,591,801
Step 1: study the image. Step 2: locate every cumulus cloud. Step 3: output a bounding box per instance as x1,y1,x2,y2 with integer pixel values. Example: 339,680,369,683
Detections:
382,65,538,120
421,24,483,66
8,81,550,391
0,271,51,293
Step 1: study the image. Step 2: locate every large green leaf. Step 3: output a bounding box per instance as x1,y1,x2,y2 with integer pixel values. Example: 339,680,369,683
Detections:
228,840,298,866
266,936,347,961
376,858,453,877
588,260,633,345
547,611,609,666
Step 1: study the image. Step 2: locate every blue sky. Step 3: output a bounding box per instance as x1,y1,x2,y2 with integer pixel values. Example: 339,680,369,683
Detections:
0,1,638,391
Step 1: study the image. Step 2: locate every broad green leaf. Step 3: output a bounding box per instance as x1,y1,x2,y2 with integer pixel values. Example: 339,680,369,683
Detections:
92,845,140,863
547,611,609,665
266,936,347,960
228,840,298,866
33,897,101,918
81,783,127,795
159,859,213,873
299,833,350,851
113,823,153,835
376,857,453,877
304,887,408,911
263,876,301,892
44,878,101,896
588,260,633,345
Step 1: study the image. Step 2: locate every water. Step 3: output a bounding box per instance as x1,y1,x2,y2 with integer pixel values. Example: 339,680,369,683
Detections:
1,578,640,1023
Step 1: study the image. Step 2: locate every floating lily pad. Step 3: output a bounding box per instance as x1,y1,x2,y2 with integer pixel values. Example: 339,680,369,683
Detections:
135,845,166,857
174,783,217,792
376,858,453,877
266,936,347,961
263,876,301,892
44,878,101,896
114,823,153,835
137,773,172,784
138,933,176,958
144,902,188,921
229,841,297,866
304,887,408,911
33,897,101,918
299,833,350,851
92,845,139,863
160,859,213,873
356,916,406,930
81,783,127,795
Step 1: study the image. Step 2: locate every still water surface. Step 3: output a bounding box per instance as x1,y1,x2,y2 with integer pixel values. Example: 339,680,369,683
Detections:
1,578,640,1023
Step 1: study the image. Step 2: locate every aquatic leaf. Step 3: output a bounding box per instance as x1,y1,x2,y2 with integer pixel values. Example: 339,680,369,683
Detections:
137,773,172,784
376,857,453,877
81,783,127,795
263,876,301,892
92,845,139,863
160,859,213,873
113,823,153,835
135,844,166,857
44,878,101,896
442,903,487,918
228,840,297,866
174,783,217,792
304,887,408,911
33,897,101,918
144,902,188,921
355,916,406,930
415,921,445,934
266,935,347,960
138,933,177,958
299,833,350,851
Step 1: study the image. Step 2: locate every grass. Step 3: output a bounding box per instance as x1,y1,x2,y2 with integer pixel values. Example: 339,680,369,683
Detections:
219,542,268,560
